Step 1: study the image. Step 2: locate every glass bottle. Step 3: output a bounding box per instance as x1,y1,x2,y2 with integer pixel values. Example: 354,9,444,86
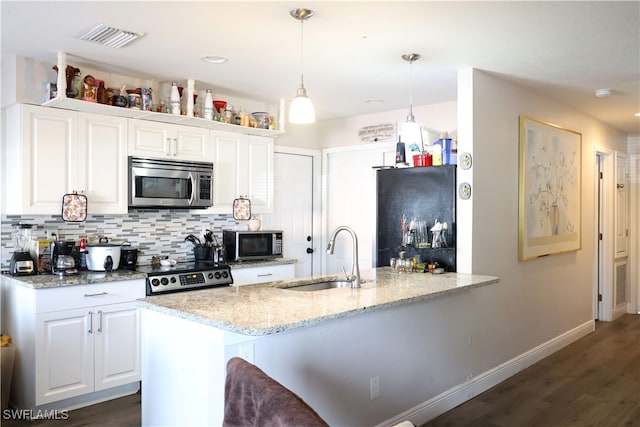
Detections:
203,89,214,120
96,81,107,104
170,82,181,115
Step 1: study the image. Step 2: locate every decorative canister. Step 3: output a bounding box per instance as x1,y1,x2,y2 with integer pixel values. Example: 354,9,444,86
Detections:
128,93,141,109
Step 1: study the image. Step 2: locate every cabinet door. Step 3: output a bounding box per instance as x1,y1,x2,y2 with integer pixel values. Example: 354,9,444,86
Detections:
94,302,141,391
78,113,128,214
128,119,171,158
36,308,93,404
210,131,242,213
615,152,628,257
231,264,295,286
6,105,78,214
173,125,210,161
208,132,274,214
245,135,274,213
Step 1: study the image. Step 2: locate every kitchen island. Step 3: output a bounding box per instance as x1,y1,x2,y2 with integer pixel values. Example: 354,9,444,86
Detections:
139,268,498,426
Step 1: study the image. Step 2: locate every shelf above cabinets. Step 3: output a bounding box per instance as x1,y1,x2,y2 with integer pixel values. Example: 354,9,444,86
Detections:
43,97,284,138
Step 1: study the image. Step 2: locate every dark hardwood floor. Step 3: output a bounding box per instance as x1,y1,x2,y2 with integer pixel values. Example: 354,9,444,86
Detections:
422,314,640,427
2,315,637,427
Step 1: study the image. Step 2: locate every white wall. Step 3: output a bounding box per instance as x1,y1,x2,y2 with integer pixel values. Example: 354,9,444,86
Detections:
458,68,629,374
310,68,632,424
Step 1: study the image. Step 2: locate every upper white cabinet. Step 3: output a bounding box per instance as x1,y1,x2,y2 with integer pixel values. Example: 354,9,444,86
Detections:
78,113,128,213
3,104,128,215
128,119,210,161
209,131,274,214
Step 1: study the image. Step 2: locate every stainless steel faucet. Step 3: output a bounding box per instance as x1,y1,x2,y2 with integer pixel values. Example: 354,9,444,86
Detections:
326,226,361,288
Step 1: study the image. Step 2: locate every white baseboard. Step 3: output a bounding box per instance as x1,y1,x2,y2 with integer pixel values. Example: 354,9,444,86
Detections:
379,319,595,427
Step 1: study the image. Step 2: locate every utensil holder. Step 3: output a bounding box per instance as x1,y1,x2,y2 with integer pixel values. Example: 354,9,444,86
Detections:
194,244,211,261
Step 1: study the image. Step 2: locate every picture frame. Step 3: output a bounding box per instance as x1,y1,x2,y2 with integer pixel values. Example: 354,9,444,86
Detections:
518,115,582,260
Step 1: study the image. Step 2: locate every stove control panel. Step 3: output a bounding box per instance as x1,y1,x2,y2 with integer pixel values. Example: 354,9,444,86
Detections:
146,266,233,295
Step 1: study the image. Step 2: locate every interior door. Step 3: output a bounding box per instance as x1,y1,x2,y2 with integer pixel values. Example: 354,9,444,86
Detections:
271,151,315,277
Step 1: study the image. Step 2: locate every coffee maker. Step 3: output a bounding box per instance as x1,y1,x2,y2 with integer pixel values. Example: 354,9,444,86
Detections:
51,240,78,275
10,223,37,276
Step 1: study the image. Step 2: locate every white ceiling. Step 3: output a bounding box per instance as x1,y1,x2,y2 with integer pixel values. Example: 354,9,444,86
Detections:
2,1,639,135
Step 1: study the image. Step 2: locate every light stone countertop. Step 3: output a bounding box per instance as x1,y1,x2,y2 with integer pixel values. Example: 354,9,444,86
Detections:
138,268,499,336
1,269,147,288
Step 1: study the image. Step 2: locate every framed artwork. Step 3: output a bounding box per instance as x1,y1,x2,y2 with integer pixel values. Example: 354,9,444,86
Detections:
518,115,582,260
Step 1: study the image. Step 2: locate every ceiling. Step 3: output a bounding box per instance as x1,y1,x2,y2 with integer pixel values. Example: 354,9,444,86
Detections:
2,1,639,135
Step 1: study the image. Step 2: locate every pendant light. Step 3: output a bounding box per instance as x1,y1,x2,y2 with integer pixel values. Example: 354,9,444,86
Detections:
401,53,422,146
289,8,316,124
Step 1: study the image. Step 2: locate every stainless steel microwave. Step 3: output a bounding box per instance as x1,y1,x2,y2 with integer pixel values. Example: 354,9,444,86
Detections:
128,156,213,209
223,230,283,261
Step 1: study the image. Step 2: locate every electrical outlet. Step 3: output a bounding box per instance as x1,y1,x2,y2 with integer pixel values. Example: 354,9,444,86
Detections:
238,343,254,363
370,376,380,400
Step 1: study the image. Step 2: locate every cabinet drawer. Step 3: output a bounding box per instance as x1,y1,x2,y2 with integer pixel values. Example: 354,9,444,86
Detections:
231,264,295,286
36,280,145,313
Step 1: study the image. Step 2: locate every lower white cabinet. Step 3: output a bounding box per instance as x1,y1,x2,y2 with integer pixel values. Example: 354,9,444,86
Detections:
35,301,140,404
231,263,295,286
2,278,144,410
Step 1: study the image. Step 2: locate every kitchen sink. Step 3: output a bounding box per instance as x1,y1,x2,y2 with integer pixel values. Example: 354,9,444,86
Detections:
283,280,355,291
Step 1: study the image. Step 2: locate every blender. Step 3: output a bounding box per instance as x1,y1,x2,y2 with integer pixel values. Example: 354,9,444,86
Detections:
10,223,37,276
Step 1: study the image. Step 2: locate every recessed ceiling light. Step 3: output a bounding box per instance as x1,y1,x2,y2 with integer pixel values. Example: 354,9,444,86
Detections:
594,88,611,98
201,55,228,64
365,99,384,104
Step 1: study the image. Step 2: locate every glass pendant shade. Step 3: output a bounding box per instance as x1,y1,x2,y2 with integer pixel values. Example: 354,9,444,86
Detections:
289,8,316,124
400,53,423,146
289,85,316,124
402,112,422,146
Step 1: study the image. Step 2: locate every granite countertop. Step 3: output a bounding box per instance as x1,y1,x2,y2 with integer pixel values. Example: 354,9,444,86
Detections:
138,268,499,336
228,258,297,269
1,269,148,289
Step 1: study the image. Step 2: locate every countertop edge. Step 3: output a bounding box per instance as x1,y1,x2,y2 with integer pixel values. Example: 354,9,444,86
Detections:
138,274,499,336
1,271,148,288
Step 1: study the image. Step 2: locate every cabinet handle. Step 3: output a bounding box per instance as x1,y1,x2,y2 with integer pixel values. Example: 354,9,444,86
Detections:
97,310,103,333
88,311,93,334
257,273,273,277
84,291,109,297
617,183,624,189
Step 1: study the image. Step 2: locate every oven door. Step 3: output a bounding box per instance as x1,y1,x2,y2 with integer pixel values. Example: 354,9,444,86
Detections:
129,165,196,208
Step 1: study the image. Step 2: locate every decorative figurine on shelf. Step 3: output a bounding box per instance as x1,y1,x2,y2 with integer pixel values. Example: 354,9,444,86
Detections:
82,75,97,102
52,64,81,98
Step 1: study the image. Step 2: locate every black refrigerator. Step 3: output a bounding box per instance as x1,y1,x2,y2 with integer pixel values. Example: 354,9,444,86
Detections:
375,165,456,271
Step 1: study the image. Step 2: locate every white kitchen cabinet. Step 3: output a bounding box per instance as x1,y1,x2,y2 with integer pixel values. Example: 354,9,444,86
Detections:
78,113,128,213
128,119,210,161
2,104,127,214
209,131,274,214
36,302,140,404
3,104,77,214
2,279,143,411
231,263,295,286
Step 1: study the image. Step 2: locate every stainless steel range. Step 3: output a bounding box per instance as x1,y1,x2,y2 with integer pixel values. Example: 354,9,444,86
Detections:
138,261,233,295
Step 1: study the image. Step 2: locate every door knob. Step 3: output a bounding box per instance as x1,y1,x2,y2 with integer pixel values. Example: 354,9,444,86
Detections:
306,248,314,254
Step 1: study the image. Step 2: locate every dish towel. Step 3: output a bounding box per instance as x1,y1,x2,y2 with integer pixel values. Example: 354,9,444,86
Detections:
223,357,328,427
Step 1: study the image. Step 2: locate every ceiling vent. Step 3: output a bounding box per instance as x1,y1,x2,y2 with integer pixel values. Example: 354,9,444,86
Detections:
79,24,143,48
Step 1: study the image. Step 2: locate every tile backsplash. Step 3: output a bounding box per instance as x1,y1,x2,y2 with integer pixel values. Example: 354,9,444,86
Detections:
1,210,244,270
